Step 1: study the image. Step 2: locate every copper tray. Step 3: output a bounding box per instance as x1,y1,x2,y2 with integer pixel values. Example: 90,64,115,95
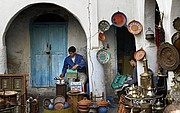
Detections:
127,20,143,35
111,11,127,27
157,42,180,71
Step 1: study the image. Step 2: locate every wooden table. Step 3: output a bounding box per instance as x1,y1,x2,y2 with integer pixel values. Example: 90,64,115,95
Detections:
67,92,87,113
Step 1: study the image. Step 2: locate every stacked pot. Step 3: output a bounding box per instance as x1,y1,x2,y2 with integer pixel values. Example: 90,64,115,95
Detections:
96,100,109,113
78,97,92,113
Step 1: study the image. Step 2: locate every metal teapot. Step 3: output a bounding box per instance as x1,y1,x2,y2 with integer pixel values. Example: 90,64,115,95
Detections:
126,85,140,98
146,87,156,97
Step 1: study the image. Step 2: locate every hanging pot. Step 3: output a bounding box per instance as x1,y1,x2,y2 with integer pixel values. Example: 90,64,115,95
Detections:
145,27,155,40
99,32,106,42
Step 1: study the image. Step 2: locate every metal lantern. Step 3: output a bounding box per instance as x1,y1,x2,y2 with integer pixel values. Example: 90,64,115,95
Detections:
145,27,155,40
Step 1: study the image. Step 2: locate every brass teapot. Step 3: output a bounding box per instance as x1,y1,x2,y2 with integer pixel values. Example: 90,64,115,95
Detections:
126,84,140,98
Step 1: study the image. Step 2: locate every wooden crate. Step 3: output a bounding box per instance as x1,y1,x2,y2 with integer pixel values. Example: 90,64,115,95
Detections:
0,74,28,113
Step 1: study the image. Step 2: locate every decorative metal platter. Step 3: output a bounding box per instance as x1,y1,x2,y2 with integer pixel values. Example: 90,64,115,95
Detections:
173,17,180,31
97,49,111,64
127,20,143,35
111,11,127,27
98,20,110,32
53,95,65,104
157,42,180,71
134,48,146,61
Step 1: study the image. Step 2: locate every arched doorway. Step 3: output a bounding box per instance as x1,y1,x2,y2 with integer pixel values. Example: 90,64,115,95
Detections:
116,26,136,75
5,3,87,89
30,13,68,87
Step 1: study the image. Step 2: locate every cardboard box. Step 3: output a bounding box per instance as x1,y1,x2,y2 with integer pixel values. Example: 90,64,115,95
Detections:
70,82,82,92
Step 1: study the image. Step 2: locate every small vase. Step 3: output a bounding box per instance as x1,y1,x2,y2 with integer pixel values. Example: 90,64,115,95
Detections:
48,103,53,110
98,106,108,113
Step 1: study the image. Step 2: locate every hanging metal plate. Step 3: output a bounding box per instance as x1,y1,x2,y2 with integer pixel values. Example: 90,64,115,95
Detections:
111,11,127,27
127,20,143,35
173,17,180,31
98,20,110,32
157,42,180,71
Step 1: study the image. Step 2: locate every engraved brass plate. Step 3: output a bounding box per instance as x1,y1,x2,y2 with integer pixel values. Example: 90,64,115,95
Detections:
158,42,180,71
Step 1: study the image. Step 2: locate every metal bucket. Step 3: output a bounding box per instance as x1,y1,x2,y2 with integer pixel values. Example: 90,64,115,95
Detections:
0,91,17,106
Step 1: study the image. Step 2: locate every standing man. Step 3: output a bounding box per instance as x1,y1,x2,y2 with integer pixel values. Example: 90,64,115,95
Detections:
60,46,87,84
124,57,138,86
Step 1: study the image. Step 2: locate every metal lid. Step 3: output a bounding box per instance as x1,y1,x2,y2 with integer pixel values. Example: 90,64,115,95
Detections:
157,42,180,71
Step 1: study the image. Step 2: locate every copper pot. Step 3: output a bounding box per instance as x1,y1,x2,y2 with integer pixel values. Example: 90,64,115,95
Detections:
96,100,109,106
78,97,92,106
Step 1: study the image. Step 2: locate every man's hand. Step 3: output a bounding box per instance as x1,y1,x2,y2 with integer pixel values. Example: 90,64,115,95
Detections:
124,81,128,84
60,73,64,78
71,64,79,70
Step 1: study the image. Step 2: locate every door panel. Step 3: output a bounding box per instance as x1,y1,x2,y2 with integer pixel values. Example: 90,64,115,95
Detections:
49,24,67,87
35,55,49,87
31,23,67,87
31,24,49,87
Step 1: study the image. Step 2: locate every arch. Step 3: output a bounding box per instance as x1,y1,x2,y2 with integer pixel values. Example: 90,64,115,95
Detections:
2,2,87,46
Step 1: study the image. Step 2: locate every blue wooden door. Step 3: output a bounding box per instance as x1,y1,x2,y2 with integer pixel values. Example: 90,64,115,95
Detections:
31,23,67,87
